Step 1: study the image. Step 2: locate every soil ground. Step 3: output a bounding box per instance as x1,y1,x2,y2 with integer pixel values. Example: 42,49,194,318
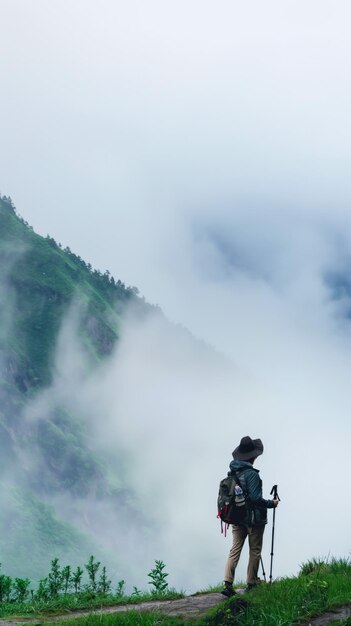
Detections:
0,593,350,625
0,592,225,625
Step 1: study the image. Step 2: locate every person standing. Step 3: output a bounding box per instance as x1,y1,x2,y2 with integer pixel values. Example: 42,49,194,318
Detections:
221,435,279,597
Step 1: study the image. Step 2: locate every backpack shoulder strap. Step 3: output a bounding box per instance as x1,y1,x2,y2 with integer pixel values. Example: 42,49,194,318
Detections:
232,470,247,493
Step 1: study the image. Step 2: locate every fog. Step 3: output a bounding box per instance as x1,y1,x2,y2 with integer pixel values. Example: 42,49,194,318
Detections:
85,299,351,591
21,285,351,592
1,0,351,592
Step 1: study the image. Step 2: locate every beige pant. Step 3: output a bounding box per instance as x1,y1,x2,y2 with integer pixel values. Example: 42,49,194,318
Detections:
224,524,265,586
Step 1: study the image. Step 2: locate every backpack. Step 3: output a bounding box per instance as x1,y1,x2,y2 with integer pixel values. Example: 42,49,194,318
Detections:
217,472,247,535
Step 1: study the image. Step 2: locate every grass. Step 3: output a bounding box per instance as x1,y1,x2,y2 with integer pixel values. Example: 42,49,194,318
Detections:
191,585,222,597
38,612,190,626
3,559,351,626
200,558,351,626
0,590,185,620
0,556,183,620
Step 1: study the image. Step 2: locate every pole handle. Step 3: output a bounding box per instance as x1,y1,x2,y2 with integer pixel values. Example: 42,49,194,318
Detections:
270,484,281,501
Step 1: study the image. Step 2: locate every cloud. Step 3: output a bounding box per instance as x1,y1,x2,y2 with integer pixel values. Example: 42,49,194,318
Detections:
56,292,351,590
2,0,351,289
1,0,351,591
4,194,351,592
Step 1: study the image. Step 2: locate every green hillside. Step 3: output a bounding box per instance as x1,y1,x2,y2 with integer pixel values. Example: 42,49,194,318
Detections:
0,195,139,390
0,195,151,579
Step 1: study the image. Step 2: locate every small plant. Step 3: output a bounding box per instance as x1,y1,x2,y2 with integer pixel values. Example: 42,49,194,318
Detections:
48,558,63,598
62,566,71,595
71,566,84,593
0,572,12,603
305,578,328,609
115,580,125,597
147,560,169,595
98,566,111,595
299,558,327,577
131,586,141,596
13,578,31,603
85,555,100,593
35,577,50,601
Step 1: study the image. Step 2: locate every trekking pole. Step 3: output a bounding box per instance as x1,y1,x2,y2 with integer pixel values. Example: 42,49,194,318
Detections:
269,484,280,584
260,557,267,583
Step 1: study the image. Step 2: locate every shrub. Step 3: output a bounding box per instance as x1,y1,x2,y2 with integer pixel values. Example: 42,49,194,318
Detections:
147,560,169,595
85,556,100,593
48,558,64,598
13,578,31,603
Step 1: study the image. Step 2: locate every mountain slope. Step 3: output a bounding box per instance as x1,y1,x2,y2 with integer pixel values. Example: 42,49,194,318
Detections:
0,195,231,590
0,195,140,391
0,195,151,578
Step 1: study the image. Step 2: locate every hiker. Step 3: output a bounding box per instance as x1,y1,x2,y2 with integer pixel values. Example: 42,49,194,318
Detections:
221,435,279,597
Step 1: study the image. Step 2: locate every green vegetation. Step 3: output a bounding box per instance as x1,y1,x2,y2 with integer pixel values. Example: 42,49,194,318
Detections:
1,558,351,625
0,557,183,618
201,557,351,626
0,483,96,581
0,194,142,390
147,560,169,595
0,194,159,579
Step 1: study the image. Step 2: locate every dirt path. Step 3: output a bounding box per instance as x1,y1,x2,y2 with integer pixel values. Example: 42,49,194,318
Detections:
0,592,226,625
1,595,350,625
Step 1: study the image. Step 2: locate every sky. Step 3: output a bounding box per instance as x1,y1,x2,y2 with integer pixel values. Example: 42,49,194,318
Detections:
2,0,351,590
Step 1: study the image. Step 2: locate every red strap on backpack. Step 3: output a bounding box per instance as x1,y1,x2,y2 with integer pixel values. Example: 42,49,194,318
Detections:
217,514,229,537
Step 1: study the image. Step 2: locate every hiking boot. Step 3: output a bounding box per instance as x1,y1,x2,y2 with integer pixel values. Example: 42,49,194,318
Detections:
244,583,258,593
221,582,236,597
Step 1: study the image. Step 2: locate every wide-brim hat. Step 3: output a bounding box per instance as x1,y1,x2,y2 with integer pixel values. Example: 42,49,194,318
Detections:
232,436,264,460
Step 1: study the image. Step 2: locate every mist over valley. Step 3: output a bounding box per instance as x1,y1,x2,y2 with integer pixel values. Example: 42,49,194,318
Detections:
1,0,351,595
1,195,351,594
